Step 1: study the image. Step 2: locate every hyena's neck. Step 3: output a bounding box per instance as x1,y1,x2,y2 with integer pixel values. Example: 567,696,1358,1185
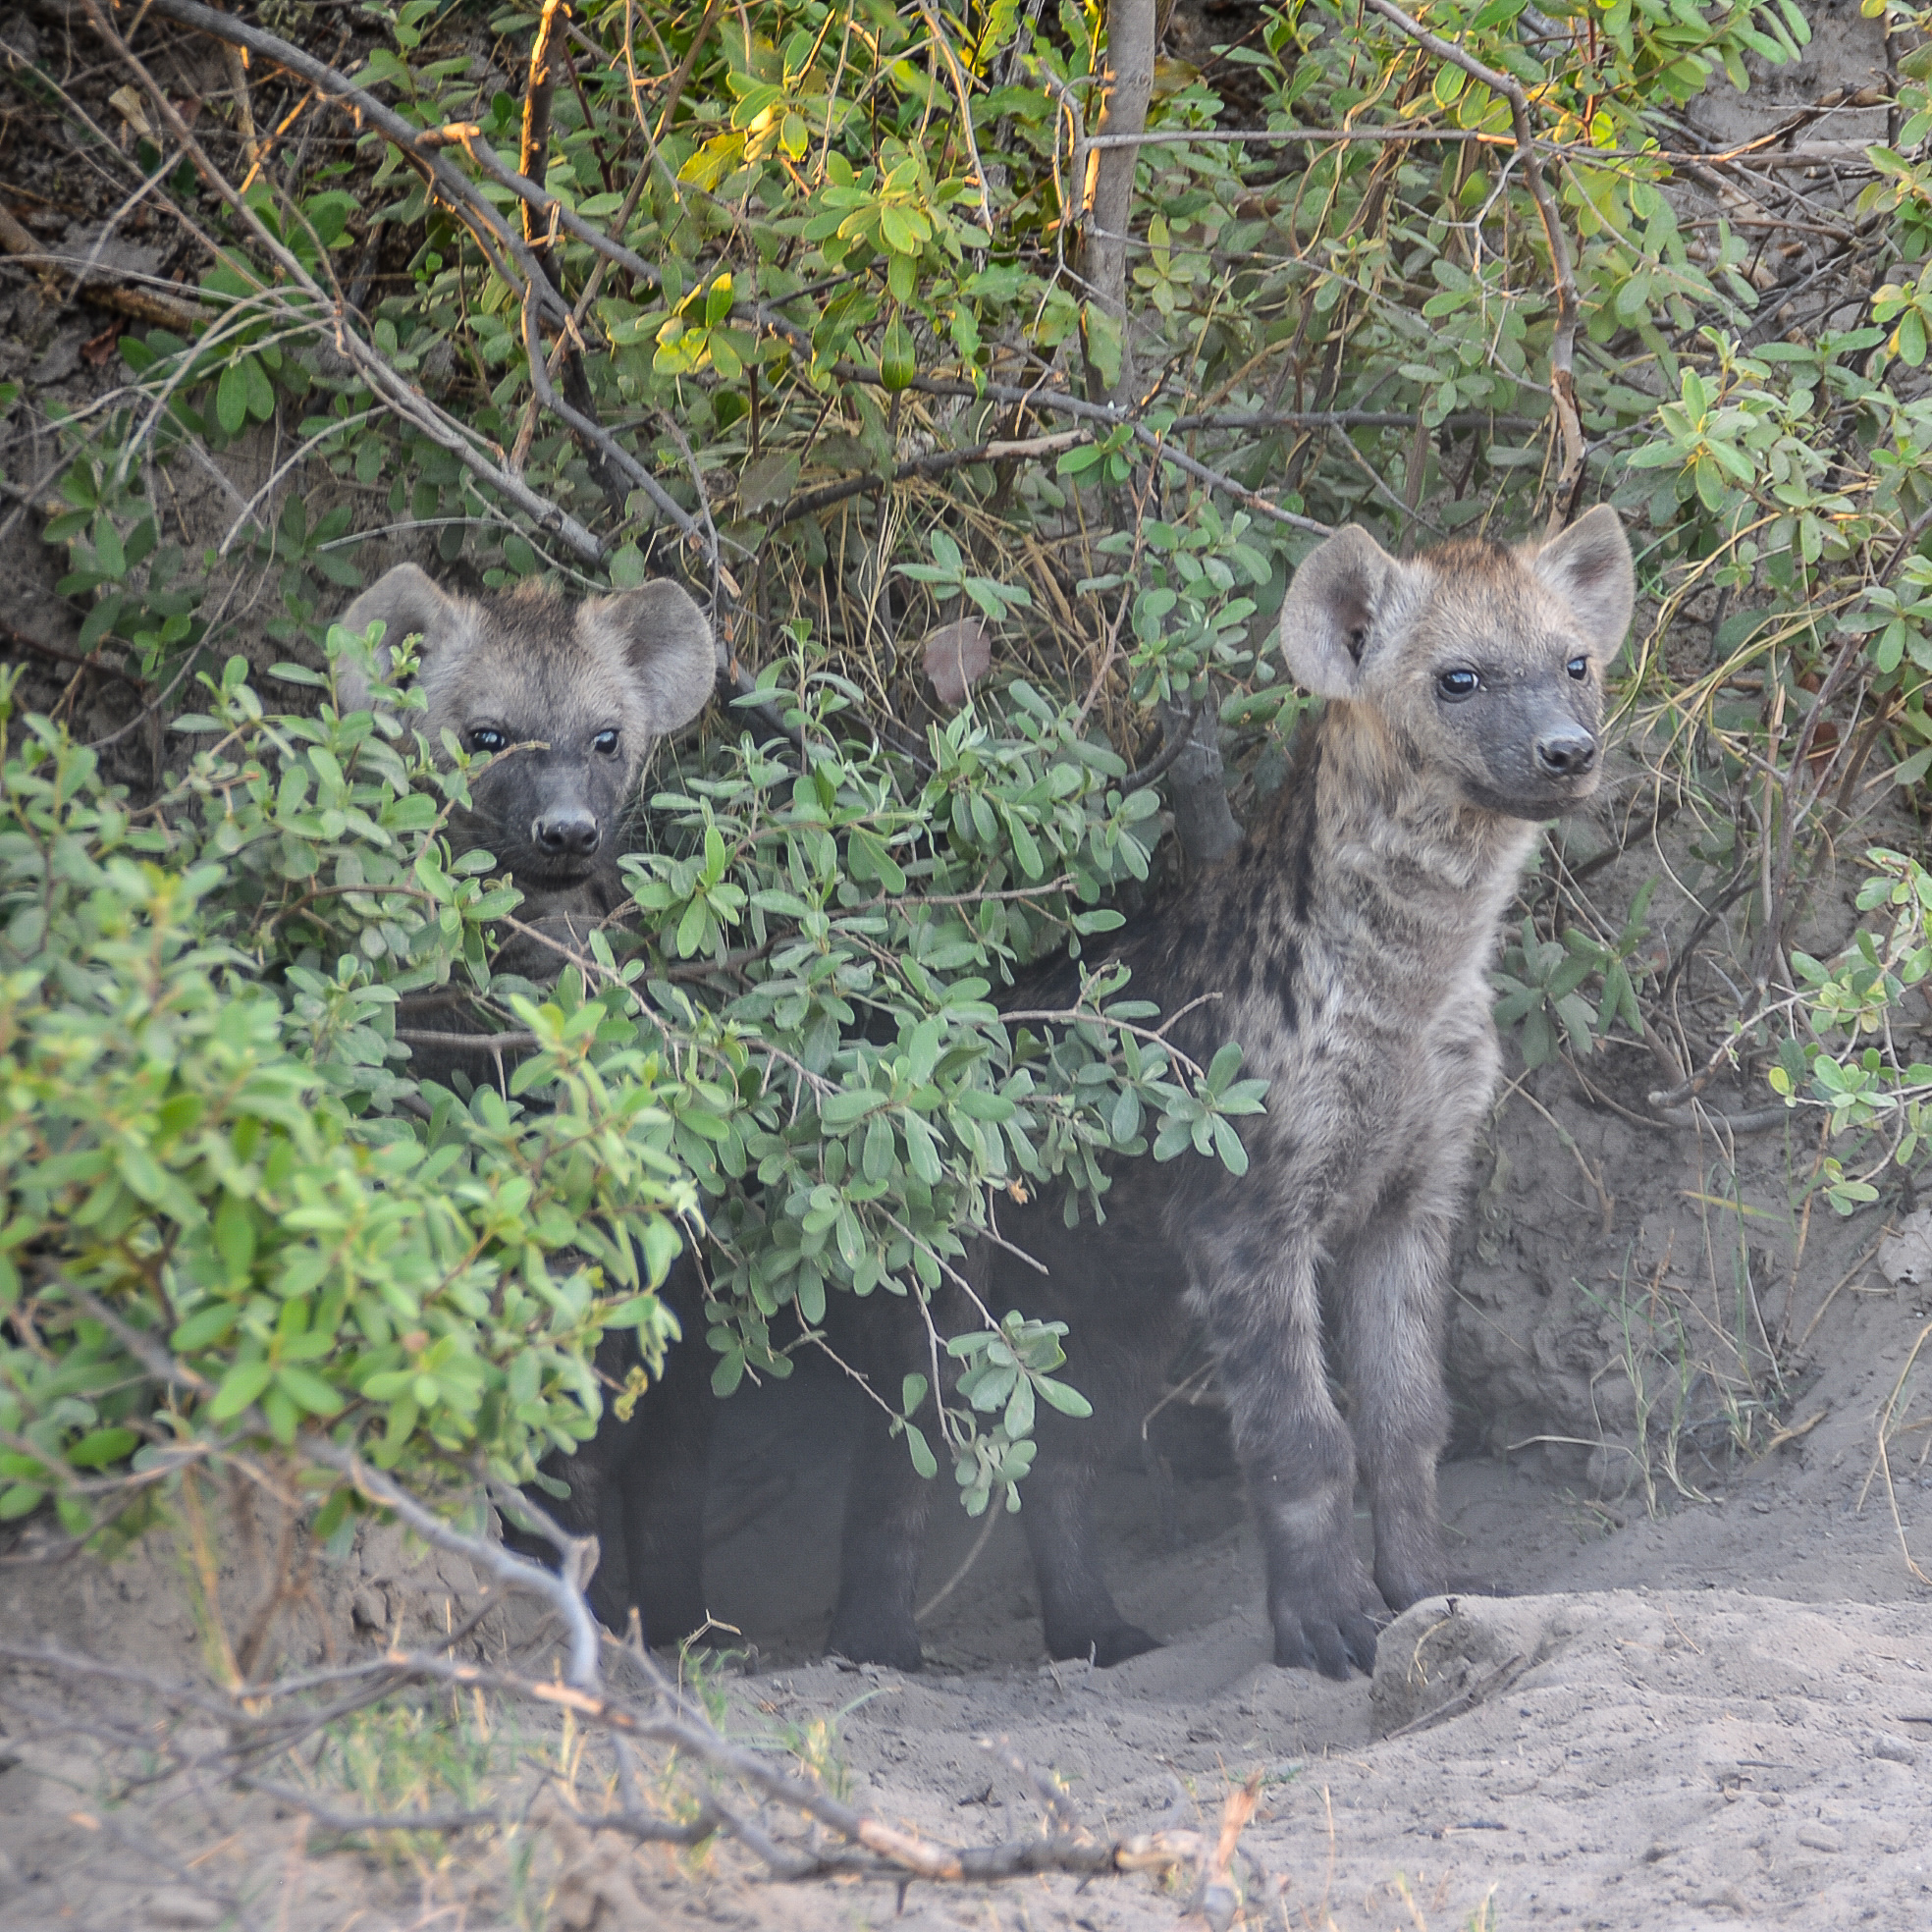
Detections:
1244,703,1538,975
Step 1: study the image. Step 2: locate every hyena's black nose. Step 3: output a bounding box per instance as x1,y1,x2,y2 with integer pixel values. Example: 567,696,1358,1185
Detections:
533,809,600,857
1535,727,1597,779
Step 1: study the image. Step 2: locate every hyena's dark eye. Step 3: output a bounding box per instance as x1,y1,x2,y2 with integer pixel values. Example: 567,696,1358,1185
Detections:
1435,669,1479,702
1566,656,1590,682
593,728,620,757
466,727,507,755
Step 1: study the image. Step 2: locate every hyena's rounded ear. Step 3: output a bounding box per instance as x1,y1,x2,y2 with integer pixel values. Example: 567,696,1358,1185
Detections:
332,564,455,711
1278,525,1397,700
601,580,719,734
1531,505,1635,661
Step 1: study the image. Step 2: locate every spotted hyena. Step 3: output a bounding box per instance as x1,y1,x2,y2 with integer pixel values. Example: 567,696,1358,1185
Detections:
827,507,1635,1677
336,564,719,1646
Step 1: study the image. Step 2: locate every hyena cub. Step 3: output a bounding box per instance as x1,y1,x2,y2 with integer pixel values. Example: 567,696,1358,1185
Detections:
337,564,716,947
335,564,719,1646
829,507,1634,1679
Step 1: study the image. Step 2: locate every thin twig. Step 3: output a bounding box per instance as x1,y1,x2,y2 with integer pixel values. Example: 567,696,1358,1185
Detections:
1360,0,1583,526
299,1440,604,1691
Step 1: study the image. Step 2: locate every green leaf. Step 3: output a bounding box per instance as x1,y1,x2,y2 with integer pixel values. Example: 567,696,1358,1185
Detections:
215,360,249,436
243,353,275,422
880,315,916,392
1206,1042,1245,1094
1035,1375,1092,1419
904,1422,938,1477
276,1366,346,1416
68,1427,139,1470
209,1360,273,1422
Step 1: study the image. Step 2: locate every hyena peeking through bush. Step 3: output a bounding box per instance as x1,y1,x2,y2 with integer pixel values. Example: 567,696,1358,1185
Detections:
829,507,1635,1679
336,564,717,952
335,564,720,1646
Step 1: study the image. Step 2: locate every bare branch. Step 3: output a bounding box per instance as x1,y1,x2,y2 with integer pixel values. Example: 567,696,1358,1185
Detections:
519,0,570,289
1079,0,1155,402
1360,0,1583,527
297,1439,604,1691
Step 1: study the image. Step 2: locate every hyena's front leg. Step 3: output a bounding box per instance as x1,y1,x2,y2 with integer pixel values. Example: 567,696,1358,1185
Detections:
827,1297,940,1672
1332,1180,1456,1615
827,1407,937,1671
616,1273,716,1649
1196,1230,1384,1678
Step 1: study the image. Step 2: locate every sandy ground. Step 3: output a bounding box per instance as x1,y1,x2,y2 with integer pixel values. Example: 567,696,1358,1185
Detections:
678,1249,1932,1932
6,1229,1932,1931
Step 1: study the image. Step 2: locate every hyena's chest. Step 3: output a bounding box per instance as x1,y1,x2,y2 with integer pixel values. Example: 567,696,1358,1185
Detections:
1209,934,1500,1235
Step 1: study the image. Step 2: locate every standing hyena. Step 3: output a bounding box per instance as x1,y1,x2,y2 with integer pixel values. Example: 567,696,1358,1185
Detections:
335,564,721,1645
829,507,1635,1678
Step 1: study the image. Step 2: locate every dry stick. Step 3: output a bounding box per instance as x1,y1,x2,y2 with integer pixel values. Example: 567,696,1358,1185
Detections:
917,0,994,238
222,40,261,180
650,0,725,140
15,1585,1124,1888
239,84,318,196
2,621,149,694
517,281,698,540
914,1505,1002,1624
981,1736,1081,1839
1086,124,1507,148
396,1027,541,1052
1857,1318,1932,1584
0,200,209,333
135,0,1331,538
1180,1771,1261,1932
1509,1082,1614,1234
763,428,1085,527
504,0,721,472
86,1,607,565
0,1642,243,1725
1360,0,1583,529
1166,405,1533,433
519,0,569,286
1154,436,1330,535
510,0,630,520
358,1646,1210,1883
298,1438,604,1691
798,355,1336,530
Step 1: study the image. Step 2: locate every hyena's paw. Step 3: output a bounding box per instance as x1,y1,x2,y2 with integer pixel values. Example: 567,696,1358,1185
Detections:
1270,1562,1388,1680
826,1606,925,1673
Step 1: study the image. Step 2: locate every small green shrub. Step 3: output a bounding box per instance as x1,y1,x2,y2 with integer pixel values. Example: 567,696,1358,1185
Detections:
0,616,1261,1533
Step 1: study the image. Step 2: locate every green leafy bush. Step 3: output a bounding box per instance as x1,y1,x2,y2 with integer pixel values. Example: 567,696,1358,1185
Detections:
0,608,1264,1528
0,649,695,1530
19,0,1932,1544
1774,848,1932,1213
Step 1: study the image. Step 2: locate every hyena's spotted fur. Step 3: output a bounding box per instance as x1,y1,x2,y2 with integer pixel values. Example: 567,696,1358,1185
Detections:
335,564,718,1646
829,507,1635,1679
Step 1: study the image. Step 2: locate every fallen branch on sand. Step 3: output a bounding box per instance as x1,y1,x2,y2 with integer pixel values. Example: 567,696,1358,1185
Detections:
0,1436,1274,1908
